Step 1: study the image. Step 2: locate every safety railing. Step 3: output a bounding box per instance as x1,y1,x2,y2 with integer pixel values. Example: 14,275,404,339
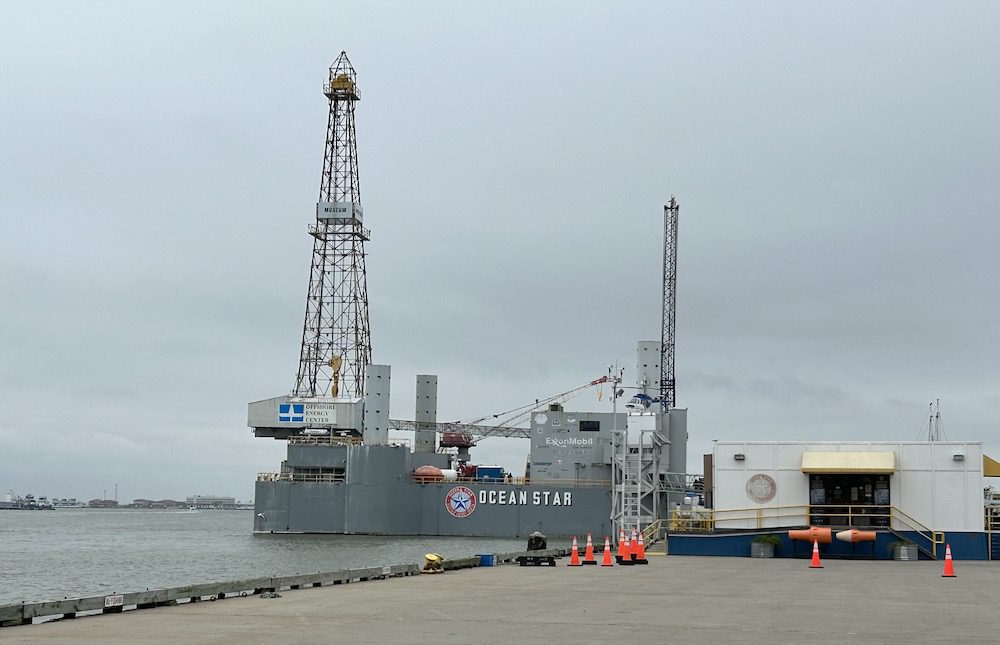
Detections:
288,435,412,449
670,504,810,532
659,473,704,493
985,506,1000,560
288,435,361,446
986,506,1000,531
256,472,346,483
516,478,611,488
669,504,946,556
412,476,612,487
642,519,667,545
888,506,944,559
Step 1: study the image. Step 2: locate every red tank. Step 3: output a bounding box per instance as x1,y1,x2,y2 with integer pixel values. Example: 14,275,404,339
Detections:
440,432,475,448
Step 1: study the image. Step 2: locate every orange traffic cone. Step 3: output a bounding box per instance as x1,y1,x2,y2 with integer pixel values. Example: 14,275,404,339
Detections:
618,529,633,565
601,537,614,566
809,539,823,569
630,530,638,561
582,532,597,565
634,532,648,564
941,544,956,578
568,536,581,566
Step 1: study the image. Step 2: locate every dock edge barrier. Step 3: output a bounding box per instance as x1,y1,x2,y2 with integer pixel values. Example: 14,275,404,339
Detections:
0,548,568,627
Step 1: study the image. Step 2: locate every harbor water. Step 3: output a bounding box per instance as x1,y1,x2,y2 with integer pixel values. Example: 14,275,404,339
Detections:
0,509,526,605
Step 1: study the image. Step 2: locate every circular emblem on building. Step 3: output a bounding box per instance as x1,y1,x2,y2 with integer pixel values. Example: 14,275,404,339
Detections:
746,474,777,504
445,486,477,518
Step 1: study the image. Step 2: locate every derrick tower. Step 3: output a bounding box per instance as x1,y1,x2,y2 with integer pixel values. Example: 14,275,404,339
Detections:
660,197,679,412
294,52,371,399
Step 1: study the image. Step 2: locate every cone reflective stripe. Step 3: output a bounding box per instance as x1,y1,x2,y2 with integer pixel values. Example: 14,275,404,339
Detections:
809,539,823,569
601,537,614,566
568,536,581,566
582,532,598,565
942,544,956,577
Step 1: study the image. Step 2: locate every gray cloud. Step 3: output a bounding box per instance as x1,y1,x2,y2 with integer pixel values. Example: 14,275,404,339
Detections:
2,1,999,501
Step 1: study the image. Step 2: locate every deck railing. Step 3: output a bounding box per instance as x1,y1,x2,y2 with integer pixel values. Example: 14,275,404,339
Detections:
256,472,346,483
669,503,945,556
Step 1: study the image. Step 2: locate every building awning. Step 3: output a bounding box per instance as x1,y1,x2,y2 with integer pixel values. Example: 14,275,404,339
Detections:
801,451,896,474
985,455,1000,477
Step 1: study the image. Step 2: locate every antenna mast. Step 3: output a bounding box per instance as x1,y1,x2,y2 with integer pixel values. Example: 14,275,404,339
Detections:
294,52,372,399
660,197,679,412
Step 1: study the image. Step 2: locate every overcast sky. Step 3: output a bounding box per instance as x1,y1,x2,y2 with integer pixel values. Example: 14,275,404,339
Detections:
2,2,998,502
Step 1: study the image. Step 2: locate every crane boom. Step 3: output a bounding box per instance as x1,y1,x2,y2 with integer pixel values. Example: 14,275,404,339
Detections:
389,375,609,442
389,419,529,440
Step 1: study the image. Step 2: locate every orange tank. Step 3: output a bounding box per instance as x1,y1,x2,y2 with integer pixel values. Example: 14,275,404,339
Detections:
835,529,877,543
788,526,832,544
412,465,444,482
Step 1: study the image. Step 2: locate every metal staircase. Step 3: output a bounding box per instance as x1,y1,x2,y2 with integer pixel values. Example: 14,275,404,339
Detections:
611,421,665,536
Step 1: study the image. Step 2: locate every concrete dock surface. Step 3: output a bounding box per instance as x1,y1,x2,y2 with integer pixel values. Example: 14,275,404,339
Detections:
5,556,998,644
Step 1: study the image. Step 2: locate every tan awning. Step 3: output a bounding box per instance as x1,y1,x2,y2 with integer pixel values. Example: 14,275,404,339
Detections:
801,451,896,474
985,454,1000,477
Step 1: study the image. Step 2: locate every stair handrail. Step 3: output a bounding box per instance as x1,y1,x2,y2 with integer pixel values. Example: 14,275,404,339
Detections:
642,519,666,545
889,506,943,559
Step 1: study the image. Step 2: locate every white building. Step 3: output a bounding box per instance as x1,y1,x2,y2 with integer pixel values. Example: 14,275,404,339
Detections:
186,495,237,509
711,441,985,533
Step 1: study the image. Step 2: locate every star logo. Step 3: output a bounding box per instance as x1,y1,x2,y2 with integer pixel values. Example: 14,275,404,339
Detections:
445,486,476,518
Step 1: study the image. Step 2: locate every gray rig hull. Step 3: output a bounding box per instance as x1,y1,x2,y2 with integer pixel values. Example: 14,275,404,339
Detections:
254,479,613,538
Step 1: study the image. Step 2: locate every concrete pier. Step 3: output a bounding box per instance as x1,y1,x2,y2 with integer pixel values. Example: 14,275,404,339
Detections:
4,556,997,644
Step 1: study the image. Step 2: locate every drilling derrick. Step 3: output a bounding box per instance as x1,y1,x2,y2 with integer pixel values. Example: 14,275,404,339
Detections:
294,52,372,400
660,197,679,412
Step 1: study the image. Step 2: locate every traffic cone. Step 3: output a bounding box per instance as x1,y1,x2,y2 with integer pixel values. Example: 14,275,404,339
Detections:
601,537,614,566
618,529,633,565
809,539,823,569
582,532,597,565
634,532,648,564
568,536,581,566
629,530,638,562
941,544,956,578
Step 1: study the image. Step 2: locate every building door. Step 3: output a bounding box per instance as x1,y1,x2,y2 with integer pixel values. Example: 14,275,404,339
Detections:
808,473,890,527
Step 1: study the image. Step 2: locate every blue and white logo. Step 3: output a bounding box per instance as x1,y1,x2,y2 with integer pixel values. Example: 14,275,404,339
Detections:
279,403,304,422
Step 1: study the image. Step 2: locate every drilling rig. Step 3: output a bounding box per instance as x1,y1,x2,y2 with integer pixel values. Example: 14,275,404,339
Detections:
249,52,375,440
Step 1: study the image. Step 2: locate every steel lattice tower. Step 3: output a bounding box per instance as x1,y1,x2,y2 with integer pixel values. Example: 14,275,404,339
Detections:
660,197,679,412
294,52,372,399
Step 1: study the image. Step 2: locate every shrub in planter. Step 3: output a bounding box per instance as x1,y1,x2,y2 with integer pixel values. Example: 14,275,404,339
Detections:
751,534,782,558
890,539,918,561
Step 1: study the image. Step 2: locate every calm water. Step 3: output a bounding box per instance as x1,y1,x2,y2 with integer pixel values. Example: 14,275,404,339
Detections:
0,509,526,605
